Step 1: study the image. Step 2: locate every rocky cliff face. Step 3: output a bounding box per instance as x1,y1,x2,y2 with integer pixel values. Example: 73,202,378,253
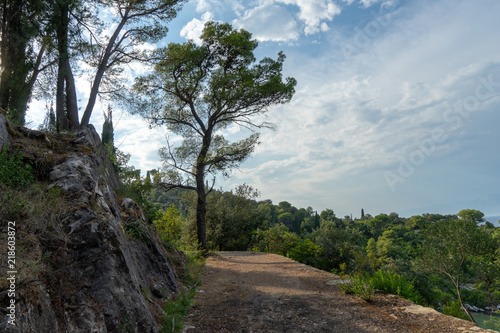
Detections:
0,114,183,332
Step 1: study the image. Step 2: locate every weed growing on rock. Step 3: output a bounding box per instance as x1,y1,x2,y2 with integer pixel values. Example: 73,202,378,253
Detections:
0,144,34,187
160,248,205,333
118,316,134,333
123,220,150,243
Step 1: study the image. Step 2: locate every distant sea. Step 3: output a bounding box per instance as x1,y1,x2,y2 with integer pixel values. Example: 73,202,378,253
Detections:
484,216,500,227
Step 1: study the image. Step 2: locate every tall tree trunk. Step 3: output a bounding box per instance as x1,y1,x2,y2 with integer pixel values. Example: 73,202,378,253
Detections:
80,9,129,126
55,0,76,131
55,59,67,132
12,43,46,124
0,0,46,125
195,132,212,252
4,3,29,125
196,177,208,251
64,58,79,130
0,0,10,110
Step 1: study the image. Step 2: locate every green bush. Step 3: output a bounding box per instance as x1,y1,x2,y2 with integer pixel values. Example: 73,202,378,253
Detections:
370,269,423,304
0,144,34,187
339,273,374,302
442,300,470,321
123,220,149,243
154,205,184,244
287,238,326,269
461,288,489,308
483,311,500,331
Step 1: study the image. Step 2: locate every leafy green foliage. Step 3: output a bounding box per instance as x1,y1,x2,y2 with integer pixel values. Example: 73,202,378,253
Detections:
442,300,470,321
154,205,184,244
482,311,500,331
418,217,499,322
251,224,298,257
145,181,499,328
370,269,423,304
0,144,35,187
338,271,375,302
123,220,149,243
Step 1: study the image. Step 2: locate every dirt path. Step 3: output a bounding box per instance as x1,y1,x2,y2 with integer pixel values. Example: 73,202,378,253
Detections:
184,252,495,333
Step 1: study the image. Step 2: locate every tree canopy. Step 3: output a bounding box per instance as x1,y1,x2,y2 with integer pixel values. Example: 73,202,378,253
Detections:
131,21,297,250
0,0,186,129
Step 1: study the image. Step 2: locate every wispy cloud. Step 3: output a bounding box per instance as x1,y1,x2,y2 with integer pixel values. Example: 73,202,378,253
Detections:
233,3,300,42
221,0,500,214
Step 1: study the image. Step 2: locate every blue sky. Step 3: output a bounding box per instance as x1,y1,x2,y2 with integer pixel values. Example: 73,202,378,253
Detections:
26,0,500,219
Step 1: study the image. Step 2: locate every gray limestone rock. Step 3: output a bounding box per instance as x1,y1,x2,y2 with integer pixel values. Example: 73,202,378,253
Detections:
0,124,180,333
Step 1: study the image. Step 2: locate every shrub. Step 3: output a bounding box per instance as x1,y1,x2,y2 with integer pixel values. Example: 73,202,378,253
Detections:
339,273,374,302
287,238,326,269
154,205,184,244
483,311,500,331
0,144,34,187
123,220,149,243
370,269,423,304
442,300,470,321
461,288,489,308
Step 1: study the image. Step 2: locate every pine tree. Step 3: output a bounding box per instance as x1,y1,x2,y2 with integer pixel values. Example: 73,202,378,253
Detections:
39,102,56,132
101,105,116,163
102,106,114,147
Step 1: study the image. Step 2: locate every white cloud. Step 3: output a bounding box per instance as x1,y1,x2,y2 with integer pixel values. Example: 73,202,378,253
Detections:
192,0,246,16
276,0,341,35
233,4,300,42
381,1,396,9
359,0,382,8
222,0,500,214
195,0,210,12
180,12,215,44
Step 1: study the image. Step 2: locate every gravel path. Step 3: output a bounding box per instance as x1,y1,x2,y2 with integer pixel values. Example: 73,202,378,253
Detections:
185,252,494,333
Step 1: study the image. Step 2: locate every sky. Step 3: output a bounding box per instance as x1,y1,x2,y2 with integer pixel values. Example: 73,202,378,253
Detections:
26,0,500,220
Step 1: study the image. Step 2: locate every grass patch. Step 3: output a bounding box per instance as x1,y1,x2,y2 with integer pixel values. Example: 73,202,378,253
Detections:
161,245,206,333
161,288,196,333
0,181,71,291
